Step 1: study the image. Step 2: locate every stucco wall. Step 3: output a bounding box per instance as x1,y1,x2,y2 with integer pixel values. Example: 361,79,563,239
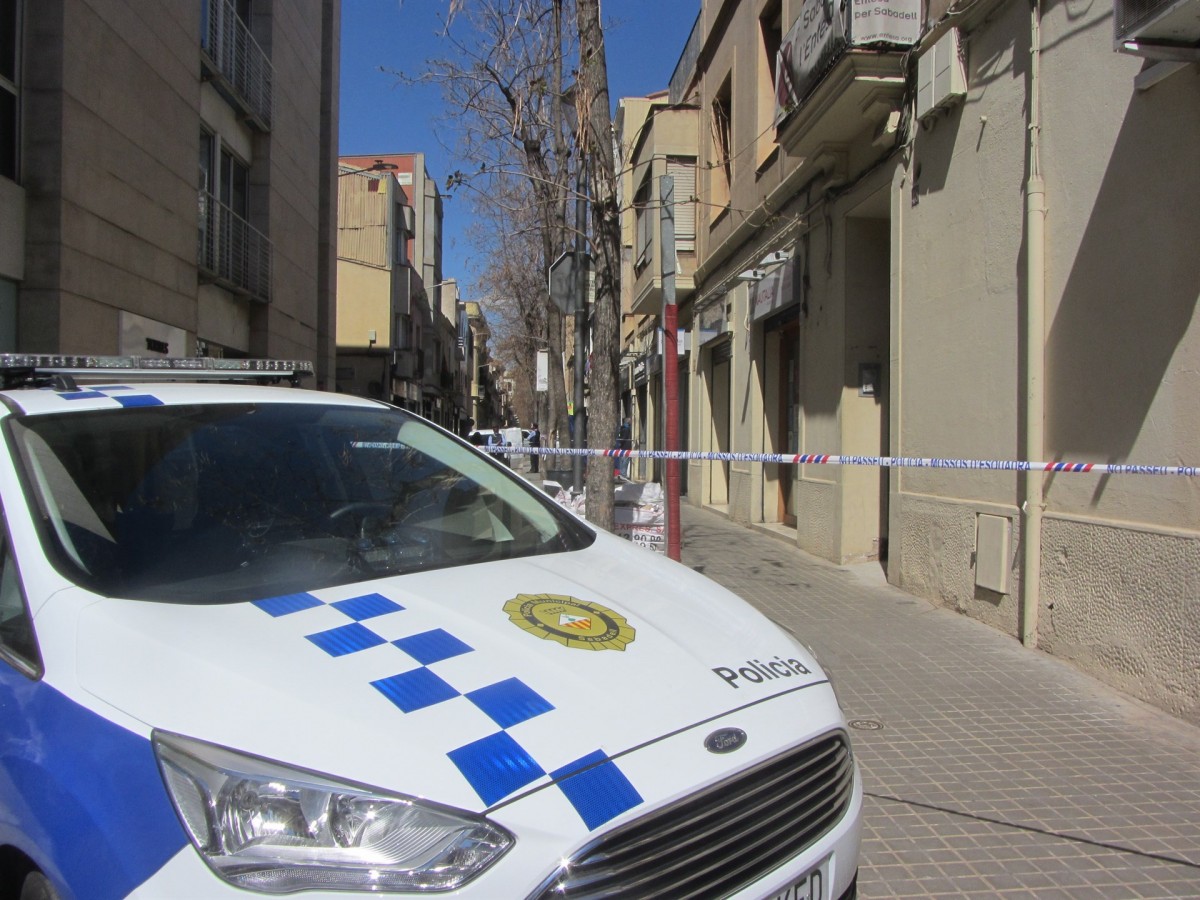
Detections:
892,493,1023,634
336,262,391,348
896,3,1026,506
841,217,889,561
22,0,202,352
17,0,333,360
891,0,1200,725
794,204,838,556
260,0,330,361
1039,29,1200,533
795,476,838,562
1039,517,1200,722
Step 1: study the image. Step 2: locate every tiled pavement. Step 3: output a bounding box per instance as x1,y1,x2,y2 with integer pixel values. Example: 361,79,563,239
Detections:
676,503,1200,899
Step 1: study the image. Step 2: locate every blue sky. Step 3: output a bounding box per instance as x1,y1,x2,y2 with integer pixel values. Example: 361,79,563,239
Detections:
338,0,700,298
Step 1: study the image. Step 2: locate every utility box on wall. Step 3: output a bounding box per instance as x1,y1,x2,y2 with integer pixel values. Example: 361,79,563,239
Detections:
917,29,967,120
975,514,1011,594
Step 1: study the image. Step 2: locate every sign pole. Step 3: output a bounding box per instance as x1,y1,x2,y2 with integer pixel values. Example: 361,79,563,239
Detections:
660,175,681,561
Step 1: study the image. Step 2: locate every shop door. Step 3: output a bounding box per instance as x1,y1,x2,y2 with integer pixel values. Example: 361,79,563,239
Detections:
710,354,731,507
778,322,799,526
678,357,690,496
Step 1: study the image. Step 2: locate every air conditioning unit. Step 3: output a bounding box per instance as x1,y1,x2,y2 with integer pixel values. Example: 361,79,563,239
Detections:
916,29,967,121
1114,0,1200,53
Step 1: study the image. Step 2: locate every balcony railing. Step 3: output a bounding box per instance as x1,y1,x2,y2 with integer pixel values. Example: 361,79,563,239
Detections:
200,0,273,130
198,190,272,302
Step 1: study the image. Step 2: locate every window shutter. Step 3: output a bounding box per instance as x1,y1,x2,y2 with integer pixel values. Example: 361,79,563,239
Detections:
667,159,697,252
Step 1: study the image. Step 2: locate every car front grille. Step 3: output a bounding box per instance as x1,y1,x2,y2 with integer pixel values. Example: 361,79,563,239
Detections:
528,730,855,899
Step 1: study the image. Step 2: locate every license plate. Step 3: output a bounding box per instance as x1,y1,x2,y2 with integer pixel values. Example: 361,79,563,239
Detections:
766,856,828,900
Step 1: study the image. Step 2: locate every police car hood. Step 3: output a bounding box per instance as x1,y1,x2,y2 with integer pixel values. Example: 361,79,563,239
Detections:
74,531,830,813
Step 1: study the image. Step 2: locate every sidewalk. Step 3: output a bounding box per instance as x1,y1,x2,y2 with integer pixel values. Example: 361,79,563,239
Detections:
674,503,1200,898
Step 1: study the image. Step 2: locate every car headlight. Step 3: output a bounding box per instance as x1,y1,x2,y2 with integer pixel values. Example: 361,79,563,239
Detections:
153,731,513,893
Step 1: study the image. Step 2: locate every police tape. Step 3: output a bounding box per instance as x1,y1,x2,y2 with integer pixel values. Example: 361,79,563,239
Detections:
482,445,1199,476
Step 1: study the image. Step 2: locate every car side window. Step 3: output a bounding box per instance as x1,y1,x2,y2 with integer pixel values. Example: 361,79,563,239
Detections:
0,525,39,675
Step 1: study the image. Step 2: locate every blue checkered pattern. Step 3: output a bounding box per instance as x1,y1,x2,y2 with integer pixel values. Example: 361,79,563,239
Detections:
54,385,164,407
251,590,644,830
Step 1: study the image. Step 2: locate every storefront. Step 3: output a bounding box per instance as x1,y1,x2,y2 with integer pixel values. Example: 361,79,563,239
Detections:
696,298,732,510
750,251,801,526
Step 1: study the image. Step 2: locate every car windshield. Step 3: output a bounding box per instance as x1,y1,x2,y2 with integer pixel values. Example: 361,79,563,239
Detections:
7,402,593,603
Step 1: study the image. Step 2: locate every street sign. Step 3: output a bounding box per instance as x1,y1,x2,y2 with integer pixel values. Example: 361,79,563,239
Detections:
548,251,592,315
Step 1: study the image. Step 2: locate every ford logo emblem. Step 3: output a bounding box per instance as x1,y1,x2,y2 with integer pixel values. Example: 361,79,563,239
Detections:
704,727,748,754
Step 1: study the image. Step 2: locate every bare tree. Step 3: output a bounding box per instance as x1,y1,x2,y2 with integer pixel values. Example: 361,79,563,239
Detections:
574,0,620,529
398,0,625,530
467,174,547,428
401,0,581,449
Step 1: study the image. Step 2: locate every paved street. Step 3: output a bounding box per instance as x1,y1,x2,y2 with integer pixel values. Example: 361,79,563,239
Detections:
675,503,1200,899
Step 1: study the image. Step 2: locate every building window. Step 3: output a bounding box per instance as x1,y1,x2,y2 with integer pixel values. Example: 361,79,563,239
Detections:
634,172,652,269
199,132,271,301
200,0,272,131
395,313,411,350
710,75,732,219
200,0,249,53
757,1,782,168
666,158,696,252
220,148,250,219
1,0,18,181
198,129,214,269
199,128,214,192
393,202,410,268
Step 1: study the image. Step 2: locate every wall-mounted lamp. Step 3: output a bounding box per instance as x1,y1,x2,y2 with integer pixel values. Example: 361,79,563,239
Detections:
758,249,792,266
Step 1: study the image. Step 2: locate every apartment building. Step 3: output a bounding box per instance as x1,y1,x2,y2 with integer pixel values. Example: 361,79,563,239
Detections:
0,0,340,379
465,300,506,431
624,0,1199,723
617,92,699,489
334,163,419,402
335,153,469,432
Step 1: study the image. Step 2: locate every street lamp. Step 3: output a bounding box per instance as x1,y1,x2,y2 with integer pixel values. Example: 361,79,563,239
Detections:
415,278,458,297
338,159,399,178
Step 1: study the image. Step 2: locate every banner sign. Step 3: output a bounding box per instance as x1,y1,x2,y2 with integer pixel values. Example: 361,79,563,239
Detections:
634,356,648,385
751,259,797,322
775,0,920,123
852,0,921,43
697,301,729,346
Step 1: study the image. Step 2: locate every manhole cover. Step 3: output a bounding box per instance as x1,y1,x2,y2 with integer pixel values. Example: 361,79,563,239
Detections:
848,718,884,731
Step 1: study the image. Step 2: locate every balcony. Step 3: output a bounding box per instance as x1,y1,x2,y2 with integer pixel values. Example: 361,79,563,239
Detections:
773,7,916,167
392,348,423,380
198,191,272,302
775,51,907,164
201,0,273,131
628,108,699,318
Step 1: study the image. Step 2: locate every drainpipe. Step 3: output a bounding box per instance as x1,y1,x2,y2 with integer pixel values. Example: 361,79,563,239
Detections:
1021,0,1045,648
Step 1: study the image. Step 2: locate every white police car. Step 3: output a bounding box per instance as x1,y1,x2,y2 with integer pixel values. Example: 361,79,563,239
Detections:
0,355,861,899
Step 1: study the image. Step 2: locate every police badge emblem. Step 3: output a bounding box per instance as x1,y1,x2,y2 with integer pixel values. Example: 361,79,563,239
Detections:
503,594,636,651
